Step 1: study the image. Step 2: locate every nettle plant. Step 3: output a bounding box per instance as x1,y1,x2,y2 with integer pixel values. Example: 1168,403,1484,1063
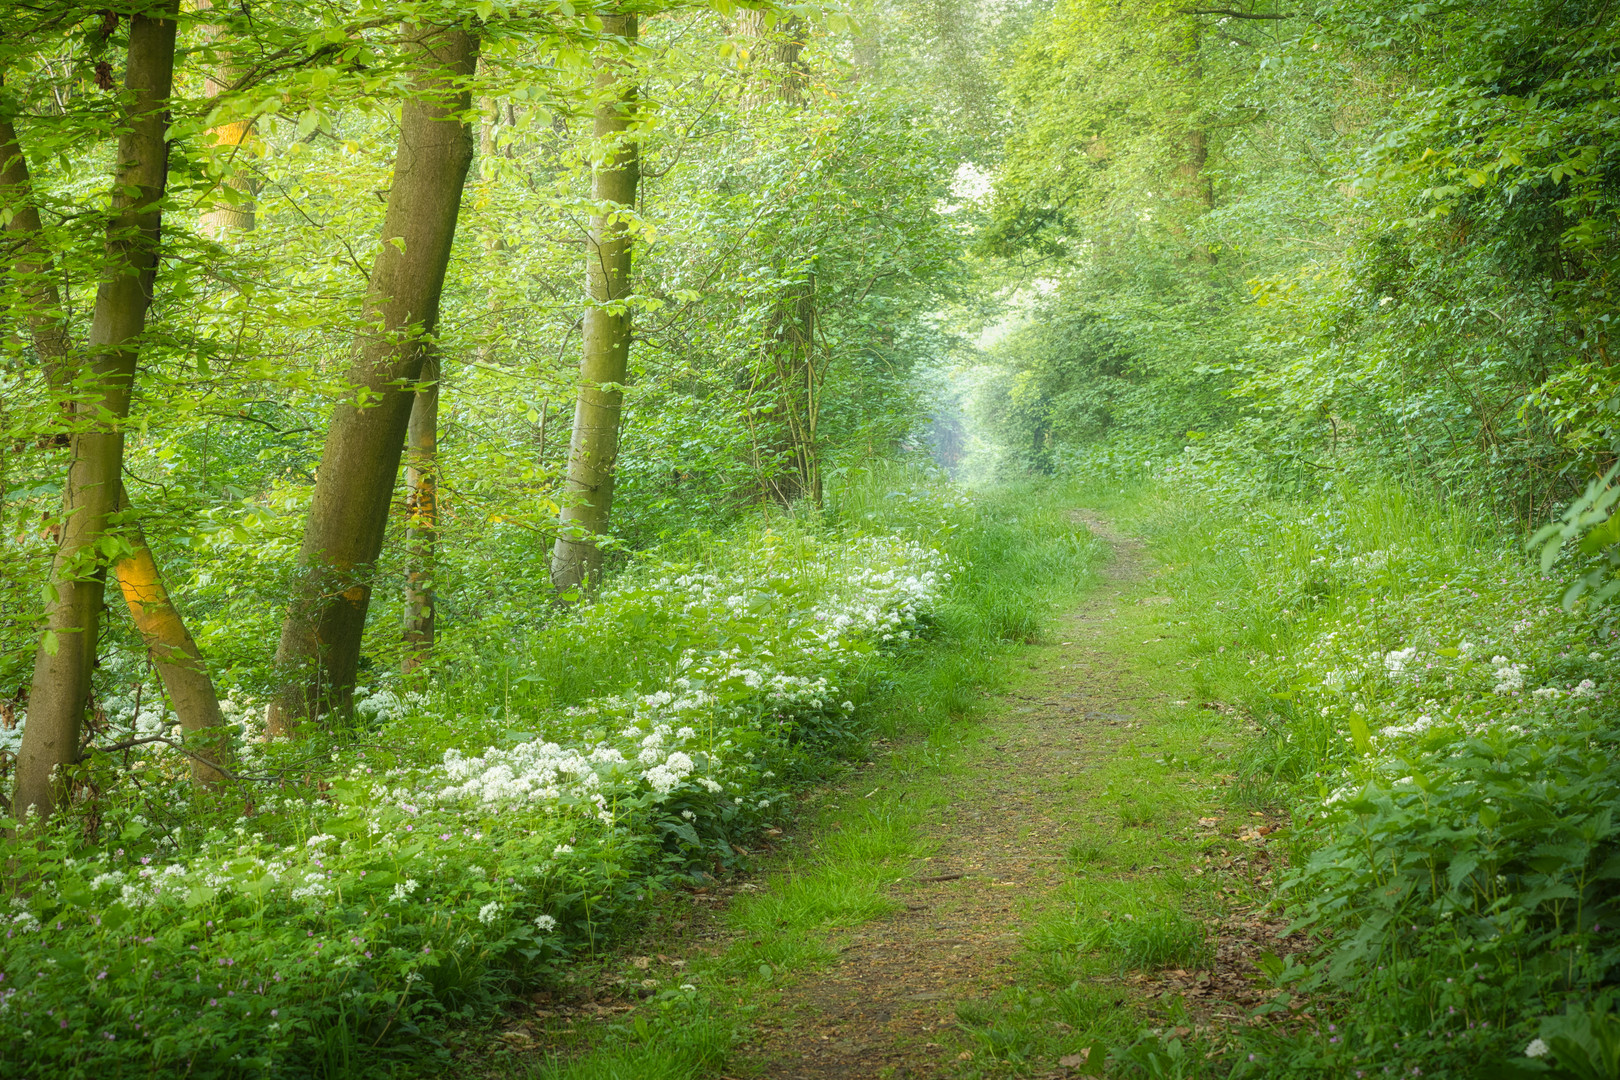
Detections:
0,521,952,1077
1192,486,1620,1074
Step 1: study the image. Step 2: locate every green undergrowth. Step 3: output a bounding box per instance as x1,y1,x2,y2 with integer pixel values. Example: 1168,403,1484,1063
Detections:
0,467,1003,1080
1056,445,1620,1079
500,482,1108,1079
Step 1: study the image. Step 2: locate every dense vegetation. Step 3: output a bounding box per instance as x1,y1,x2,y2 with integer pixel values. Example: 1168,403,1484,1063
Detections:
957,0,1620,1076
3,0,1620,1076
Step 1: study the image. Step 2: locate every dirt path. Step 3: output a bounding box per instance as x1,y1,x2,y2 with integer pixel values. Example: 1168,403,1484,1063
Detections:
736,515,1159,1078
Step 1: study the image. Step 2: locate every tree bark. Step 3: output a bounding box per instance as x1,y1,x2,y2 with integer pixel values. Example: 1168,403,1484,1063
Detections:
550,13,639,592
196,0,256,236
1,117,74,405
3,111,230,788
735,14,821,506
113,489,229,782
403,348,438,674
268,26,478,732
738,10,807,105
11,3,179,823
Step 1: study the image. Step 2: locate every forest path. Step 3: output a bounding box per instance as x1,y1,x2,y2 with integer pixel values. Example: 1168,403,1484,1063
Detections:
731,513,1167,1078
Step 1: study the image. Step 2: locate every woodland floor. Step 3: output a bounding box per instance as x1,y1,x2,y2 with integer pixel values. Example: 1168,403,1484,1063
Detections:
453,513,1305,1079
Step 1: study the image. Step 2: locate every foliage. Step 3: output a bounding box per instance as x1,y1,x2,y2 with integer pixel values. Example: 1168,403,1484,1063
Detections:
962,0,1619,521
1076,449,1620,1077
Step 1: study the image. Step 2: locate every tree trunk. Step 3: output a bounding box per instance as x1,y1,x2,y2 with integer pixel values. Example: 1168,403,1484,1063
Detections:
11,3,179,823
403,349,438,674
4,111,230,788
736,13,821,507
196,0,256,236
268,27,478,732
1178,128,1214,211
1,117,74,406
737,10,807,105
113,489,229,782
550,13,639,592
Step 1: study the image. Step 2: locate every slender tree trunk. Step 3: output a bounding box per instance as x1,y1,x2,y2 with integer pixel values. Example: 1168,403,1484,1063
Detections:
1181,128,1213,210
3,114,231,787
737,10,807,105
11,3,179,823
1,118,74,407
550,13,639,592
403,349,438,674
114,489,229,782
268,27,478,732
736,13,821,506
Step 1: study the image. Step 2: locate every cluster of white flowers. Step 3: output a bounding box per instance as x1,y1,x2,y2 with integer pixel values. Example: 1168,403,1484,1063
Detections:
354,687,431,726
290,871,332,902
0,517,954,969
1491,656,1526,695
1383,647,1419,679
390,533,948,820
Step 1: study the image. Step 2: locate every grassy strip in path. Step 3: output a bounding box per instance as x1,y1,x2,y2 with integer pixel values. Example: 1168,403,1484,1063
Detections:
438,483,1106,1079
945,511,1290,1078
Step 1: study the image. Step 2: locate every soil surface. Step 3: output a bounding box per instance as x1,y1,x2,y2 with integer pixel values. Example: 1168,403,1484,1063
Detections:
733,514,1160,1079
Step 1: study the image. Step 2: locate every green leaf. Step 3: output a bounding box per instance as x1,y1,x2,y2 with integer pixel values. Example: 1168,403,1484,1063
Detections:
1347,713,1373,755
